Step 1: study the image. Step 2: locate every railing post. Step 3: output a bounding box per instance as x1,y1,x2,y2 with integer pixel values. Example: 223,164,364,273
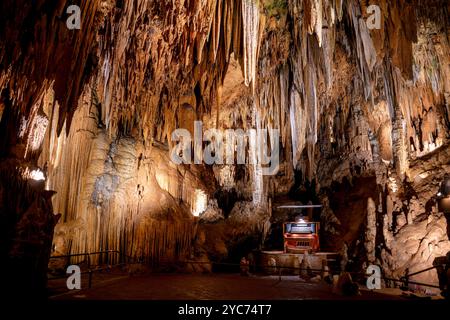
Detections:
401,268,410,290
88,270,93,289
87,253,92,288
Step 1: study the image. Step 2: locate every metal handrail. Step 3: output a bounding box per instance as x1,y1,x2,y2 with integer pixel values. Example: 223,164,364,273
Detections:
48,251,446,292
399,265,446,290
177,260,446,290
48,250,134,288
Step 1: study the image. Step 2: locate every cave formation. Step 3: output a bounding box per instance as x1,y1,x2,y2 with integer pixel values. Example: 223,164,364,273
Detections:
0,0,449,299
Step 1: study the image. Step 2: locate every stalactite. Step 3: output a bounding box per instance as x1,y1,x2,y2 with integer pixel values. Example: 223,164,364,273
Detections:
347,0,375,100
252,103,264,206
314,0,323,47
242,0,260,90
223,0,234,62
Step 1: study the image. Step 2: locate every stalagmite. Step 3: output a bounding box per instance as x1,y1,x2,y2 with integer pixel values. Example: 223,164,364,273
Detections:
365,198,377,263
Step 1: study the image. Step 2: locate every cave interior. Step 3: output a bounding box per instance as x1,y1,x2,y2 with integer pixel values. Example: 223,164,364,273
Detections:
0,0,450,299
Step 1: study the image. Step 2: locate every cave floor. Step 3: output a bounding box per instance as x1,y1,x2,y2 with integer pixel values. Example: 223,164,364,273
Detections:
49,273,407,300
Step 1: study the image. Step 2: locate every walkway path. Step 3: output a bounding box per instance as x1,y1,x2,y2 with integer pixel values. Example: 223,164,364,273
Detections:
50,273,404,300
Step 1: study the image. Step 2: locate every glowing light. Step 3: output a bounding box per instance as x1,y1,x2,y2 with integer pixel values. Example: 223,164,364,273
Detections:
192,189,207,217
295,215,307,223
30,169,45,181
437,192,442,197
